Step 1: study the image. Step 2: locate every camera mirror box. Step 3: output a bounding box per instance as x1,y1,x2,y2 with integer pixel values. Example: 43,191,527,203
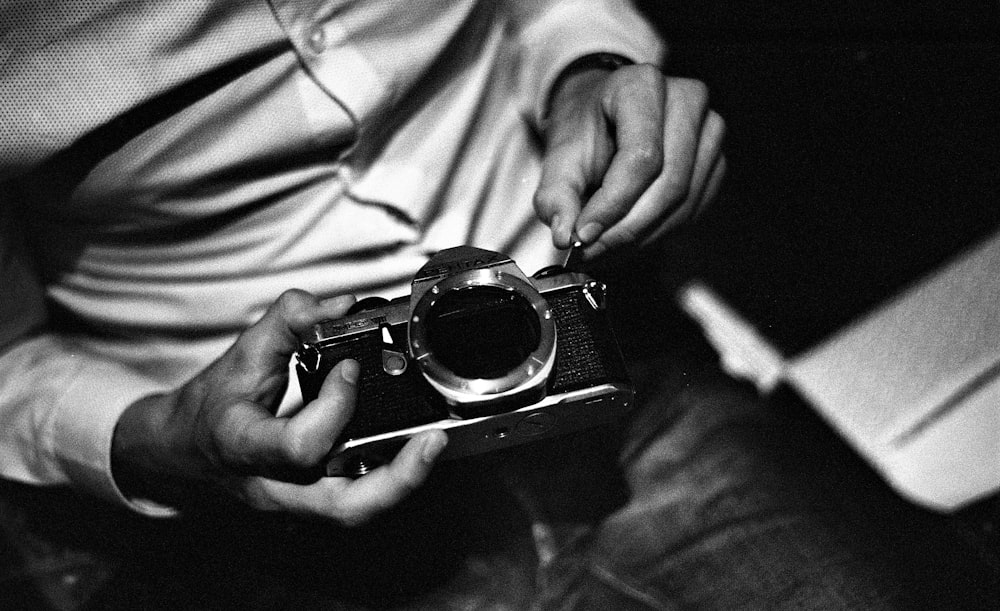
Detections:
680,230,1000,512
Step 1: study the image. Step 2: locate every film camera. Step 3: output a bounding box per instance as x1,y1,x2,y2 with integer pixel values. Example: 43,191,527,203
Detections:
295,246,633,476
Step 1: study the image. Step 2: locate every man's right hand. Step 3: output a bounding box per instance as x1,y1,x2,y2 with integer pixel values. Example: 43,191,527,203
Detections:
111,290,448,526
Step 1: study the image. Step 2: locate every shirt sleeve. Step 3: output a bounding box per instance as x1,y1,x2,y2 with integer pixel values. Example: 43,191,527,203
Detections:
0,338,176,516
0,205,175,516
0,2,288,517
507,0,668,129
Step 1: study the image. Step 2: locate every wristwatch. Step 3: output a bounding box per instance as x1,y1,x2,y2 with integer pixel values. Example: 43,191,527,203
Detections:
562,52,634,75
543,53,635,127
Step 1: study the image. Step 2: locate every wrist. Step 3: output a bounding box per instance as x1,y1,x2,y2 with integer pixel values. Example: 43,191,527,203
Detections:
111,392,194,506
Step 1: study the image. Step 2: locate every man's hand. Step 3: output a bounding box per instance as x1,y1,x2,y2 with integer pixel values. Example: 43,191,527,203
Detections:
535,63,726,260
111,290,447,526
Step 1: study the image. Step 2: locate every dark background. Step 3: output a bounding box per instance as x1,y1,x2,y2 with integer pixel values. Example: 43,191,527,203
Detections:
613,4,1000,604
637,0,1000,354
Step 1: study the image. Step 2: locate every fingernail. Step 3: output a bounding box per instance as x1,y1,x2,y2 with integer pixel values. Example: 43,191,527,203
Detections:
321,295,354,309
340,359,360,384
577,222,603,245
421,432,447,463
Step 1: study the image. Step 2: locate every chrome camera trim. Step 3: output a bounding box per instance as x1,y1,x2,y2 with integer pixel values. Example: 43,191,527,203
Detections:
407,267,557,407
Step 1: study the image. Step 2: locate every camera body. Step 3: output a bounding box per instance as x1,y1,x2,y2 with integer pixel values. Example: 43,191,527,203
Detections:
296,246,633,476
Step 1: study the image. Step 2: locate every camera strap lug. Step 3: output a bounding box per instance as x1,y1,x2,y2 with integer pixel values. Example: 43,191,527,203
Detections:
582,280,608,311
296,344,322,374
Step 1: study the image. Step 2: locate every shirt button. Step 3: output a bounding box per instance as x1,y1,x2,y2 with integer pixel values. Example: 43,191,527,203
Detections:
335,164,353,182
307,26,327,54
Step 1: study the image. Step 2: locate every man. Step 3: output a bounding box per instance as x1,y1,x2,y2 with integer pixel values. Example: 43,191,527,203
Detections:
1,0,721,519
2,1,904,608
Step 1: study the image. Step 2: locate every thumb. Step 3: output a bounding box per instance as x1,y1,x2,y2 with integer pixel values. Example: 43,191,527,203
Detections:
534,142,585,249
534,107,617,249
212,359,359,474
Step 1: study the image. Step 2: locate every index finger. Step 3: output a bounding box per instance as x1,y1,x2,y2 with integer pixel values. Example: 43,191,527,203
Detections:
574,66,665,245
239,291,357,367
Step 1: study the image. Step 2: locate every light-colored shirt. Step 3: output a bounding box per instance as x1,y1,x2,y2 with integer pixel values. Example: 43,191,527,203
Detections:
0,0,664,514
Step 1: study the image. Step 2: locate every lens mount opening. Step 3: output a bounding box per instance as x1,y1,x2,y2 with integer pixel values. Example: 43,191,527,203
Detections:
409,268,556,405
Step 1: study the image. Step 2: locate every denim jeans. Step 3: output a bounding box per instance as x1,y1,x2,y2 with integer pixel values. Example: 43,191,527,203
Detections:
522,357,908,610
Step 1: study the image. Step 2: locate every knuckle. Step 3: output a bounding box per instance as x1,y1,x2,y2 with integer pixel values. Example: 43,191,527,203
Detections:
660,173,691,204
275,288,309,315
274,288,319,328
213,416,251,468
240,478,285,512
532,188,560,217
534,183,579,220
678,78,710,104
591,196,629,224
280,431,319,468
275,288,306,310
623,145,663,177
